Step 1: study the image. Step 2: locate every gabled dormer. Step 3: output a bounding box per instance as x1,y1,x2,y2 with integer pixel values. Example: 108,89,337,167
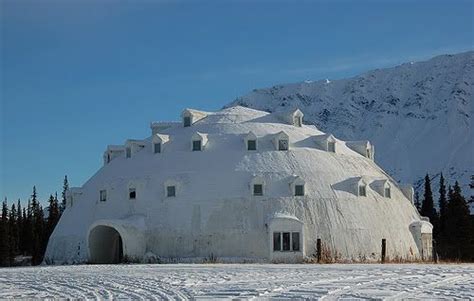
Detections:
244,131,258,151
191,132,208,151
356,177,369,197
346,140,375,160
314,134,337,153
273,131,290,151
152,133,170,154
182,108,208,127
371,179,392,198
103,145,125,165
125,139,147,158
290,175,305,196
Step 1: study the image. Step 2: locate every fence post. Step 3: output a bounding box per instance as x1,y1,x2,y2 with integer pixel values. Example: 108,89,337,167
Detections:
381,239,386,263
316,238,322,263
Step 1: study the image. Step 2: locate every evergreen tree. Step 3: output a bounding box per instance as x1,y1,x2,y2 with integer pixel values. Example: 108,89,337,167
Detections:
16,200,22,256
61,175,69,213
443,182,473,261
0,199,10,266
8,203,19,264
421,174,439,235
47,194,60,238
438,173,448,238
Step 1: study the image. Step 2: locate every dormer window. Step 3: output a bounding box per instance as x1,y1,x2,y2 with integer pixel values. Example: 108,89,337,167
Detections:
247,140,257,151
129,188,136,199
192,140,202,151
166,185,176,197
126,147,131,158
328,141,336,153
154,143,161,154
191,132,208,151
274,131,290,151
290,176,305,196
295,185,305,196
253,184,263,196
279,139,288,151
99,190,107,202
359,184,367,197
385,187,391,198
183,116,191,127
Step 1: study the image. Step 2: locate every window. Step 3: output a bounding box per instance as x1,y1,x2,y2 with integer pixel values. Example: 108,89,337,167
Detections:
107,153,111,163
295,184,305,196
328,141,336,153
126,147,131,158
359,185,367,197
253,184,263,196
273,232,281,251
99,190,107,202
278,139,289,151
273,232,301,252
367,149,371,158
129,188,136,199
184,116,191,127
247,140,257,151
154,143,161,154
292,232,300,251
385,187,391,198
294,116,302,127
167,186,176,197
192,140,202,151
282,232,291,251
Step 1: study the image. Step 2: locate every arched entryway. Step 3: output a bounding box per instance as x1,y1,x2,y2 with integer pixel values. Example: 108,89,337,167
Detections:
89,225,124,264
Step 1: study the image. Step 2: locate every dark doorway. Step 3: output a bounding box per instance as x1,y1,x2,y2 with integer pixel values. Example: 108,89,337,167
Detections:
89,225,124,264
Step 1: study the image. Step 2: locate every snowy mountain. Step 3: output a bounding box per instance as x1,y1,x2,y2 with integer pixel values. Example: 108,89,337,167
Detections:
227,51,474,206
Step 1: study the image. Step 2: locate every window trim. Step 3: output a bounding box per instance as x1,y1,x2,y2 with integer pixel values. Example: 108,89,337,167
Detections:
384,187,391,198
328,141,336,153
272,231,301,252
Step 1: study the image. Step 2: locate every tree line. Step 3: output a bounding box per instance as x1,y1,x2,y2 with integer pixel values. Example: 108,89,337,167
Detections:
0,176,69,266
415,173,474,261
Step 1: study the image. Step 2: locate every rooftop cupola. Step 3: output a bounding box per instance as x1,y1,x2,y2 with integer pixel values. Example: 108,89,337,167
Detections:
182,108,208,127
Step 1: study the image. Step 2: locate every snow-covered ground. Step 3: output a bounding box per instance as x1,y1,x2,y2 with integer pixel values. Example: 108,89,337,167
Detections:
1,264,473,299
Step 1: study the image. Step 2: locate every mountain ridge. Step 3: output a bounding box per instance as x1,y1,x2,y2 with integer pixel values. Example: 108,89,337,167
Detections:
226,51,474,205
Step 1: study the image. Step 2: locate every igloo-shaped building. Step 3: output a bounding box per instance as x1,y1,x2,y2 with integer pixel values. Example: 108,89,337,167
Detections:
44,106,433,264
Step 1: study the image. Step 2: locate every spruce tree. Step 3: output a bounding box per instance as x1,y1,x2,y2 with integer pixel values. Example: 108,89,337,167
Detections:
16,200,22,256
414,191,421,212
0,199,10,266
438,173,447,238
8,203,19,265
61,175,69,213
47,194,60,238
444,182,472,260
421,174,439,235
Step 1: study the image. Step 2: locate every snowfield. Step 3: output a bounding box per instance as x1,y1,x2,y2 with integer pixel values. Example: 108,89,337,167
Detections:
1,264,473,299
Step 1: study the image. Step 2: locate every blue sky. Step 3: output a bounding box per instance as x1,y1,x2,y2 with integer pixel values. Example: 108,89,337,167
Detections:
1,0,473,205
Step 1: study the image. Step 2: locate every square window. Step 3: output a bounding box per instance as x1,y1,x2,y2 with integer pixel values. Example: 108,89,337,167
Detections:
328,142,336,153
292,232,300,251
99,190,107,202
359,185,367,197
126,147,131,158
273,232,281,251
253,184,263,196
167,186,176,197
129,188,136,200
278,140,289,151
295,185,305,196
184,116,191,127
282,232,291,251
247,140,257,151
385,187,391,198
192,140,202,151
154,143,161,154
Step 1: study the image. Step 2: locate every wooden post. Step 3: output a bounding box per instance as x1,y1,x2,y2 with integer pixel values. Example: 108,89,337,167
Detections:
316,238,322,263
381,239,386,263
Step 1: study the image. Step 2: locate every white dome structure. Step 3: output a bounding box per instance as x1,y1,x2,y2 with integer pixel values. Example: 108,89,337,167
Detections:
45,106,433,264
